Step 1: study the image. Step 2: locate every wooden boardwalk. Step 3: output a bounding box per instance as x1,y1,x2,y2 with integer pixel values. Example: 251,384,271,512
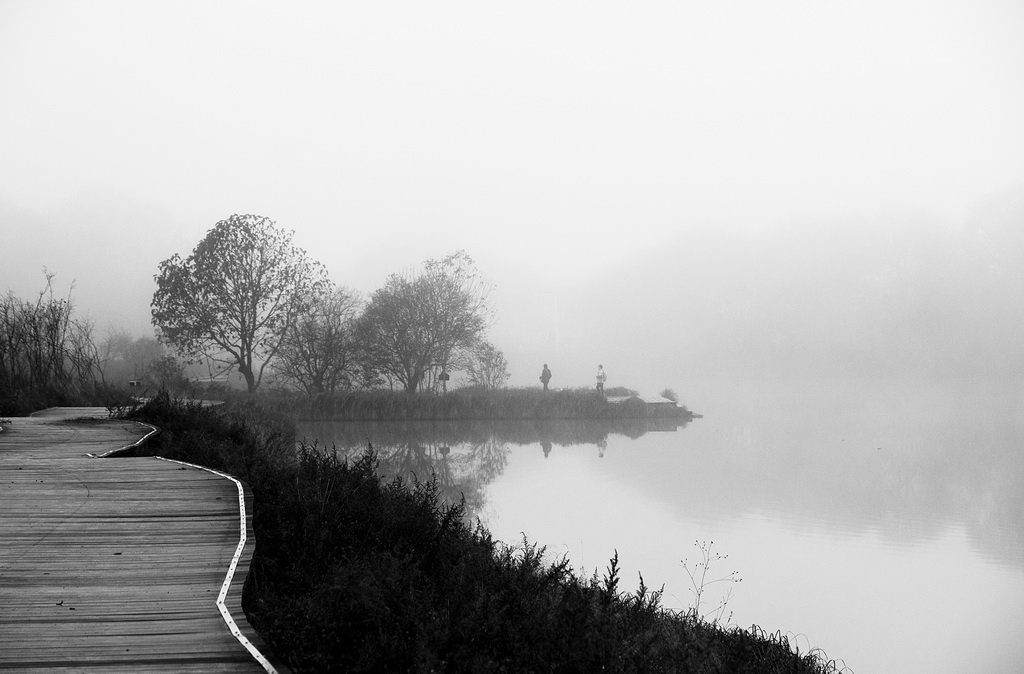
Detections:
0,408,280,673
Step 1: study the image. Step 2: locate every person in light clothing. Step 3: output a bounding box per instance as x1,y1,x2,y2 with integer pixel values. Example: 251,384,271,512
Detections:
596,364,607,395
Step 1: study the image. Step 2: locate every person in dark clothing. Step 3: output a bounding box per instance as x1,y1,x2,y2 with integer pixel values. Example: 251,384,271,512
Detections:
540,364,552,391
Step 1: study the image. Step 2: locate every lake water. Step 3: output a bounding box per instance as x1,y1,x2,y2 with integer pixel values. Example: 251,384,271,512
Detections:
297,378,1024,674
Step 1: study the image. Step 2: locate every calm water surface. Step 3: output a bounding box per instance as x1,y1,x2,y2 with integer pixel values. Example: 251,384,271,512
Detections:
298,378,1024,674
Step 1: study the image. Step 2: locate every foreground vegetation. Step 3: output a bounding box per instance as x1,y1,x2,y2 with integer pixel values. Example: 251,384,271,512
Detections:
119,393,842,673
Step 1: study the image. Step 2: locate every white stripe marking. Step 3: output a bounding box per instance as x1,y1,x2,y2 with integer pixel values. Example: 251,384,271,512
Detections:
91,421,161,458
154,456,279,674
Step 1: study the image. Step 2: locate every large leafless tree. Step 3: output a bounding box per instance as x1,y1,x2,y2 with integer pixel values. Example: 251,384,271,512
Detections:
151,214,329,394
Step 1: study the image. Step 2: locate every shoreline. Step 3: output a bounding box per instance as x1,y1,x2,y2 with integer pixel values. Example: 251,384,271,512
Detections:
112,392,843,673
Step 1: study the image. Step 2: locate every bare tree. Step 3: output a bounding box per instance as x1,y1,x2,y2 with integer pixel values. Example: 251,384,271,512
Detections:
148,354,189,391
357,251,492,393
151,214,330,394
466,340,510,389
272,286,364,394
100,330,185,390
102,330,161,378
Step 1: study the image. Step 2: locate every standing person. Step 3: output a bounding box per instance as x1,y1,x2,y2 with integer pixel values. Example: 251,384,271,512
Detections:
540,364,552,391
596,364,607,395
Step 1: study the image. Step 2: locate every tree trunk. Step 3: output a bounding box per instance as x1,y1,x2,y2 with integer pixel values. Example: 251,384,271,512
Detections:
238,364,256,394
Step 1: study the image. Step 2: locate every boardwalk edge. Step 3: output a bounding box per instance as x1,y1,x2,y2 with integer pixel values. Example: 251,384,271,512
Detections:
89,421,161,458
153,456,280,674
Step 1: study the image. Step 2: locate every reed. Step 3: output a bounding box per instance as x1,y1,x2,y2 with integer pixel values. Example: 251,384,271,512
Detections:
257,385,691,422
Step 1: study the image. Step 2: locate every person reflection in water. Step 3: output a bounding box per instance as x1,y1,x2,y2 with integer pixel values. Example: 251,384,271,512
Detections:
597,437,607,458
541,440,552,458
540,364,552,391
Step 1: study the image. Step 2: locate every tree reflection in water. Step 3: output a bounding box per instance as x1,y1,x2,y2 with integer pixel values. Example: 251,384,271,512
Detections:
298,417,687,522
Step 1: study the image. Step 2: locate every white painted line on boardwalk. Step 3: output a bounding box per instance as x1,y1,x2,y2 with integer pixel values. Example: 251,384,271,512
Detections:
154,456,279,674
58,409,278,670
89,421,161,458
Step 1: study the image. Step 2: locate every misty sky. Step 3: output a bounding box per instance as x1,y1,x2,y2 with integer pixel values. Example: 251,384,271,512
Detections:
2,1,1023,393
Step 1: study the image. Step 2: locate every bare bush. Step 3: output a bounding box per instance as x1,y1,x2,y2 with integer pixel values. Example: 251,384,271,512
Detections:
0,273,103,413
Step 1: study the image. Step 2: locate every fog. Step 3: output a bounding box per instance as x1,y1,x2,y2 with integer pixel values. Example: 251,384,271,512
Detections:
501,191,1024,396
3,6,1023,668
2,1,1023,398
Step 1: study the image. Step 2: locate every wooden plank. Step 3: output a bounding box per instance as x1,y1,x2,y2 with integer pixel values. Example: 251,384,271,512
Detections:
0,409,283,673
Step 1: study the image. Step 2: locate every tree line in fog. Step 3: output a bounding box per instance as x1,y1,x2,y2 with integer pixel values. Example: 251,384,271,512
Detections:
2,214,509,410
150,214,508,395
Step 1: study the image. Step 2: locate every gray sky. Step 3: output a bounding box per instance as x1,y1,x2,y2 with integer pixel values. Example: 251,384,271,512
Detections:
2,1,1023,392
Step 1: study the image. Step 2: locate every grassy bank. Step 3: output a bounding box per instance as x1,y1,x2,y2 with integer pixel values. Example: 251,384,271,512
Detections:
121,393,841,673
256,385,691,422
